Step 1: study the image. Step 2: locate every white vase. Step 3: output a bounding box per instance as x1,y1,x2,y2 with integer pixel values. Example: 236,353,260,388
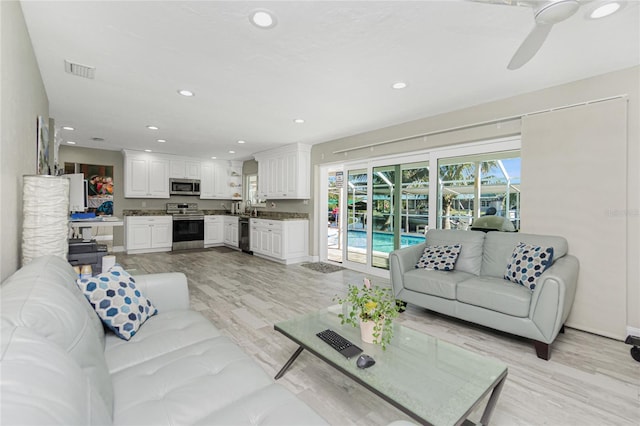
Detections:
359,319,379,344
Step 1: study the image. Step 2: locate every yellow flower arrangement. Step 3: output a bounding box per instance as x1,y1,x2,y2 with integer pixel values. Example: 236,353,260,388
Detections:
334,278,400,349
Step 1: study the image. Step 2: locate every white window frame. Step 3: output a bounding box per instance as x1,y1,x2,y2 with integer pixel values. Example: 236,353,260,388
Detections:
317,137,521,278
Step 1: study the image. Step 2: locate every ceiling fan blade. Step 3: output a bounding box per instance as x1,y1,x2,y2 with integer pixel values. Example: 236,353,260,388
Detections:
470,0,538,6
507,22,552,70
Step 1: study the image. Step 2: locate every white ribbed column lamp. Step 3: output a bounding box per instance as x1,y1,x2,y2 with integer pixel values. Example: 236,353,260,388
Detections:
22,175,70,266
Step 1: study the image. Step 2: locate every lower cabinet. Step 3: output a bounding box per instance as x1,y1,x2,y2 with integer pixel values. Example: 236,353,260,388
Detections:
125,216,172,254
223,216,239,248
204,216,224,247
249,219,308,264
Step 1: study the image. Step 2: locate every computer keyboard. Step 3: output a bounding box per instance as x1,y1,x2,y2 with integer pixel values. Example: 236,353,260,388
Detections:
316,329,363,359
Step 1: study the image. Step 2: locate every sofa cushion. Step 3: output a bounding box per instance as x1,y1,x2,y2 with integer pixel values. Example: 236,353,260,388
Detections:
404,268,475,300
110,336,276,425
457,276,533,317
1,255,106,342
194,383,328,425
0,255,114,416
425,229,485,275
504,243,554,290
77,265,158,341
481,232,568,278
0,325,112,426
105,309,223,373
415,244,461,271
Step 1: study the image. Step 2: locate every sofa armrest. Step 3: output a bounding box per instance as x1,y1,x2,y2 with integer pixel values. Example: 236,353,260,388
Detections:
529,255,579,342
132,272,190,312
389,243,426,297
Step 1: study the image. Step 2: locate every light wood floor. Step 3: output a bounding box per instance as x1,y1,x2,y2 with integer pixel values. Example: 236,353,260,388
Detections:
116,249,640,425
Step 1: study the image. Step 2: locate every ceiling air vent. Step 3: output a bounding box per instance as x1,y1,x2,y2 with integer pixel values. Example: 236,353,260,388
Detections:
64,60,95,79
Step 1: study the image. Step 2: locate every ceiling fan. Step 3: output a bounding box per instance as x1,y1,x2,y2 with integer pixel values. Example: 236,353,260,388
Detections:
474,0,618,70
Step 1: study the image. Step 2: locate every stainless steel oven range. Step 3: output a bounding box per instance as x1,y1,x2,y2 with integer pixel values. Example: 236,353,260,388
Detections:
167,203,204,250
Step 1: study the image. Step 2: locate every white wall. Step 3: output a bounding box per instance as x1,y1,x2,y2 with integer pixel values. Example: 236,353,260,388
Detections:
311,66,640,337
0,1,49,280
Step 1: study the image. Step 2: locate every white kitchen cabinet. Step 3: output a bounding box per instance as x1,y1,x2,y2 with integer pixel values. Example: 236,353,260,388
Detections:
200,161,227,198
200,162,218,198
223,216,239,248
169,158,201,179
123,150,170,198
204,215,224,246
201,160,243,199
250,224,260,252
249,218,308,264
254,143,310,199
125,216,172,254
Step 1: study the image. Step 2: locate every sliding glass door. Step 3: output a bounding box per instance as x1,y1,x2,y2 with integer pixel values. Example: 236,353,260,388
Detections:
369,162,430,270
345,167,368,265
323,138,521,277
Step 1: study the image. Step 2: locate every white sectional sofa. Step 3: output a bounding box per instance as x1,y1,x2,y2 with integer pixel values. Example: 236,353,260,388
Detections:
1,255,327,425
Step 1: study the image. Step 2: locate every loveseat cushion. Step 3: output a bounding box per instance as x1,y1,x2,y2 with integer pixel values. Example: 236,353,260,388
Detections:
403,268,475,299
425,229,485,275
110,336,278,425
457,276,532,317
481,232,568,278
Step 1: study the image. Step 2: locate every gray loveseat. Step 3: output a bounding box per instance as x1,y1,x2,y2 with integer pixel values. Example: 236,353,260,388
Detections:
389,229,579,360
1,255,327,425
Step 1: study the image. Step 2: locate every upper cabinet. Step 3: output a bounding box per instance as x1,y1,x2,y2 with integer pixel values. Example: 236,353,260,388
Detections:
123,150,242,200
169,158,201,179
201,160,243,200
123,150,170,198
254,143,311,199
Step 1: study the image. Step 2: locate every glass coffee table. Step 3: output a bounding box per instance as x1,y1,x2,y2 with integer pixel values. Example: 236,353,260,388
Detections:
274,309,508,426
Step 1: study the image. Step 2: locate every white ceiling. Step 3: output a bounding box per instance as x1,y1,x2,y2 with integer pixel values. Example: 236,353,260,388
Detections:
20,0,640,161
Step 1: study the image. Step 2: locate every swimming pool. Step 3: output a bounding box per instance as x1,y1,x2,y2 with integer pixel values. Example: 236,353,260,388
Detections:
347,230,425,253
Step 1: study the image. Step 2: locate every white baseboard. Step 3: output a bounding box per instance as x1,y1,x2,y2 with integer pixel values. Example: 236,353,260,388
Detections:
626,326,640,337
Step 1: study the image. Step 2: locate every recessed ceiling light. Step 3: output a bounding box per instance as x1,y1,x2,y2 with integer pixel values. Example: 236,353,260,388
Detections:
66,141,76,145
211,156,217,159
177,89,194,97
144,149,152,152
588,1,624,19
62,126,75,131
237,140,246,144
146,125,159,130
157,139,166,143
250,9,277,29
293,118,305,124
392,81,407,89
229,150,235,154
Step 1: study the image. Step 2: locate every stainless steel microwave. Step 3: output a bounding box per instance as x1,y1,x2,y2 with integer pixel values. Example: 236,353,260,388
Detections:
169,178,201,196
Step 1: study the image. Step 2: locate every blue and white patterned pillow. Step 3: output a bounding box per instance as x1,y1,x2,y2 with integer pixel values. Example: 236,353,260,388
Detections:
504,243,554,291
76,265,157,340
415,244,461,271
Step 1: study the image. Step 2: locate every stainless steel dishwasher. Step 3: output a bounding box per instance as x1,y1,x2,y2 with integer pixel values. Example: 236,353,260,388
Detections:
239,217,252,254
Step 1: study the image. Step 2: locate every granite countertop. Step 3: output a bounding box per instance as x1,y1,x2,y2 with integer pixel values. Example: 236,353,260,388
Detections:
122,209,168,216
123,209,308,221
